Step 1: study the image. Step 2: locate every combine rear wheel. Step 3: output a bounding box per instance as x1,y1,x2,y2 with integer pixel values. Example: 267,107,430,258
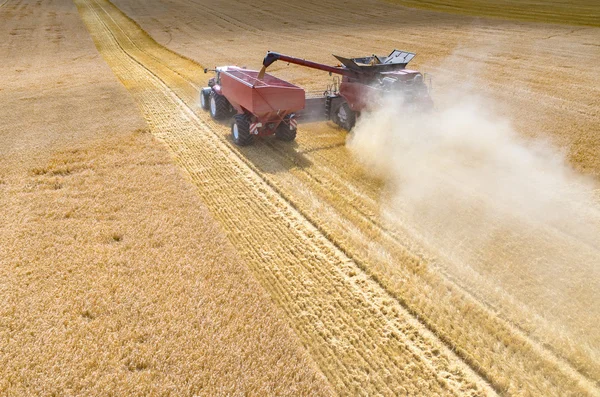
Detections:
210,92,231,120
275,117,297,142
333,102,356,131
231,114,254,146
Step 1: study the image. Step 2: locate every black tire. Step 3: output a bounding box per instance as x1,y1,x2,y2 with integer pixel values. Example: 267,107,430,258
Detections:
275,118,297,142
209,91,231,120
333,102,356,131
231,113,254,146
200,89,210,110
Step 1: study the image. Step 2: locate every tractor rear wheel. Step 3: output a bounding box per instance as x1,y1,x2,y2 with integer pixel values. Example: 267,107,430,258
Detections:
200,89,210,110
231,114,254,146
275,118,297,142
209,92,231,120
333,102,356,131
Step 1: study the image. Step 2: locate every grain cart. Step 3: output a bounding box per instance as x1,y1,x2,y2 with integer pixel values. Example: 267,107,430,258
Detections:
260,49,433,130
200,66,305,146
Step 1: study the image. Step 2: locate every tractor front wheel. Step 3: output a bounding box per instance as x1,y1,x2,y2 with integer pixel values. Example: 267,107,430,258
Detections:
275,118,297,142
231,114,254,146
210,92,231,120
200,89,210,110
333,102,356,131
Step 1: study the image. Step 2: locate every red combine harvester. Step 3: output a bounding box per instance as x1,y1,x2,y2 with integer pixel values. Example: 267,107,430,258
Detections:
200,49,432,146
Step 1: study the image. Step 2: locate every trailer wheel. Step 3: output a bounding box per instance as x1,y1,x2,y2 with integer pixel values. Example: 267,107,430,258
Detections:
231,114,254,146
200,89,210,110
275,119,297,142
209,92,231,120
333,102,356,131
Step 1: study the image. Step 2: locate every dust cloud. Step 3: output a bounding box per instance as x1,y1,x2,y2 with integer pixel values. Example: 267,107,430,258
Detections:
347,81,600,345
348,89,600,249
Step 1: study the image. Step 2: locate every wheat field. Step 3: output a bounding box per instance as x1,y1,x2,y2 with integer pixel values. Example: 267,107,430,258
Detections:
387,0,600,26
0,1,333,395
1,0,599,395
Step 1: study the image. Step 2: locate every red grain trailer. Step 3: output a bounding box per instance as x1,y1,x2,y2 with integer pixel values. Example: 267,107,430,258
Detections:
200,66,305,146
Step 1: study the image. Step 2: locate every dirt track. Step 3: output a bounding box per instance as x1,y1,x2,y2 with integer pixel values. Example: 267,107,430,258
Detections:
72,0,600,395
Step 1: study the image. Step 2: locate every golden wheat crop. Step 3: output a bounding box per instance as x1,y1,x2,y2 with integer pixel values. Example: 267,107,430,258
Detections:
0,1,333,395
76,0,600,395
3,0,599,394
387,0,600,27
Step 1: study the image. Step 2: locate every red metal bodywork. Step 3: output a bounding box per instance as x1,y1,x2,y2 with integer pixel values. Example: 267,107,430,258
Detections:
261,51,433,114
215,67,305,136
339,81,377,112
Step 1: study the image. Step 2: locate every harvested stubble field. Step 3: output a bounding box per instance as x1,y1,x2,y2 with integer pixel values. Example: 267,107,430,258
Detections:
1,0,599,395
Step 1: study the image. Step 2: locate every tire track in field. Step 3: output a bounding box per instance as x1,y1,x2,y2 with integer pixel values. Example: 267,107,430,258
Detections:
78,0,600,394
75,0,494,395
